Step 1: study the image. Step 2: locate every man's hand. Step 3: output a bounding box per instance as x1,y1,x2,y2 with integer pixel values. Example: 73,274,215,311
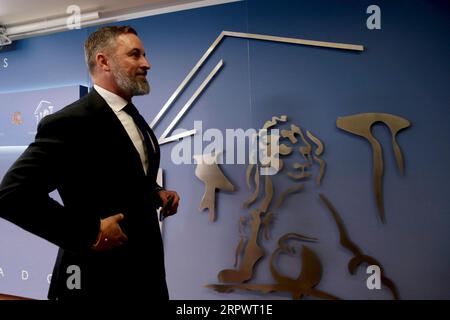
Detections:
92,213,128,251
157,190,180,219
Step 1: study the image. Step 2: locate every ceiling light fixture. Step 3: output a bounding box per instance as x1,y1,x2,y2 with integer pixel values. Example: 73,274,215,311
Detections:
0,26,12,47
5,11,100,40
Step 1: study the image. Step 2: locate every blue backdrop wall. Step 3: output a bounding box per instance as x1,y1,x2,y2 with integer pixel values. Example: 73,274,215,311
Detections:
0,0,449,299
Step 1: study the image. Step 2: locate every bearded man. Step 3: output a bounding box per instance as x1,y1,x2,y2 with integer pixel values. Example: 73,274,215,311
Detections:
0,26,179,300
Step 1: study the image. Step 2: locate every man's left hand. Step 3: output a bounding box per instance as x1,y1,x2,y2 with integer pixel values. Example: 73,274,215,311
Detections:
157,190,180,218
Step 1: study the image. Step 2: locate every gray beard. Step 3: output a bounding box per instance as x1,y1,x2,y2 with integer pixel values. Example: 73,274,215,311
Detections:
111,64,150,97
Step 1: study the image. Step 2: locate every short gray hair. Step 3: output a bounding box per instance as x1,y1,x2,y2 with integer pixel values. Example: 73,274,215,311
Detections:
84,26,138,74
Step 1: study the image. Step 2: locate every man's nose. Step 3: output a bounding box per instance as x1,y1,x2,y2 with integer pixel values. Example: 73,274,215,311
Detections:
141,57,151,70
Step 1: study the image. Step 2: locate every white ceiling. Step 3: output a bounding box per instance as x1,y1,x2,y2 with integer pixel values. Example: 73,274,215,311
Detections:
0,0,232,26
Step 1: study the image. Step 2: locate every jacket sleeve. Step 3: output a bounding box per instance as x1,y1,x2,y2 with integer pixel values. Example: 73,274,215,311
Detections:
0,114,99,252
153,182,164,192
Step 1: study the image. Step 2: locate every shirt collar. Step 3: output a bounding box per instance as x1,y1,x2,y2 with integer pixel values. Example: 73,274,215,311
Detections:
93,84,129,113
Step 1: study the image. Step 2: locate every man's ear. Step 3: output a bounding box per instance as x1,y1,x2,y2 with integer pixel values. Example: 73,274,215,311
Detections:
95,52,110,72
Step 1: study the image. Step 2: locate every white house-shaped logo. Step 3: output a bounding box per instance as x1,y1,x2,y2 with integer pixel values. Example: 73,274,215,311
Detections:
34,100,54,124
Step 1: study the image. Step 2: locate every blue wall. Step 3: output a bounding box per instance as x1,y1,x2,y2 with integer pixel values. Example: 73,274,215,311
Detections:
0,0,449,299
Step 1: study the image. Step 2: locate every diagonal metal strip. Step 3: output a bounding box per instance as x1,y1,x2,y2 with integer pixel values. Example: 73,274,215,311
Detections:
153,31,364,144
151,32,226,129
223,31,364,51
158,59,224,145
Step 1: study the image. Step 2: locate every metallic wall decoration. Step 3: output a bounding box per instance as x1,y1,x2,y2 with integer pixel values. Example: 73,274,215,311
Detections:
243,166,260,208
246,164,255,190
152,32,363,145
336,113,411,222
278,124,327,186
288,163,312,180
313,156,326,186
281,124,301,144
207,233,339,300
269,233,339,300
158,60,224,145
234,216,248,268
298,127,313,163
207,116,335,299
233,237,246,268
262,212,274,240
279,144,293,156
307,130,324,156
307,130,326,186
275,184,304,209
193,152,235,221
217,210,265,283
225,31,364,51
319,193,399,299
239,216,247,234
258,176,274,213
263,115,288,130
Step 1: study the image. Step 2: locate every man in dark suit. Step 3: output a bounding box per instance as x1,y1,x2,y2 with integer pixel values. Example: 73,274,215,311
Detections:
0,26,179,300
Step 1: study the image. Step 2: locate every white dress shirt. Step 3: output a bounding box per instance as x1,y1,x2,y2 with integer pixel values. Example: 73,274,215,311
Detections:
94,84,151,175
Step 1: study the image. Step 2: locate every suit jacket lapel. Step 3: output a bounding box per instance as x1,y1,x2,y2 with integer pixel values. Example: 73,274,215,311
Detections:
86,89,147,178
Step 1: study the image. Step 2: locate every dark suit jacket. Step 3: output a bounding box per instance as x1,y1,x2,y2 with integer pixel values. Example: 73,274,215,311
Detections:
0,89,168,300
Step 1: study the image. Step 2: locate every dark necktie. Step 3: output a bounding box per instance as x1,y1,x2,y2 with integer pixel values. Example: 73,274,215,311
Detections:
123,103,157,174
